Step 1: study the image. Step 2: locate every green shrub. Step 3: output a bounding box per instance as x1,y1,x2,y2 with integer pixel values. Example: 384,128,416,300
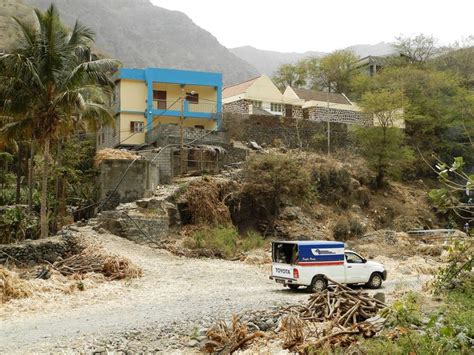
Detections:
185,227,266,258
362,280,474,354
333,216,365,241
348,218,364,237
333,217,350,241
186,226,238,258
0,206,40,243
313,166,353,208
240,231,265,252
242,153,314,215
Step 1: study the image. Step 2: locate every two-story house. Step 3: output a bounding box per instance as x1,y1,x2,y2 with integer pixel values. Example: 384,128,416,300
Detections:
98,67,222,148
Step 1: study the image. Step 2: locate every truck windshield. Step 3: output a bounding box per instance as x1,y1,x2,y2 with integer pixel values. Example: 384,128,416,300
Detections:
273,243,298,264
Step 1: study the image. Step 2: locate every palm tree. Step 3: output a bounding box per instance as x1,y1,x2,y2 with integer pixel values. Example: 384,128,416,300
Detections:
0,4,119,238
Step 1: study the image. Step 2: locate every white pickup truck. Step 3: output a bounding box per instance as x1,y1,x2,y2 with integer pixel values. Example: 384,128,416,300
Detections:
269,240,387,291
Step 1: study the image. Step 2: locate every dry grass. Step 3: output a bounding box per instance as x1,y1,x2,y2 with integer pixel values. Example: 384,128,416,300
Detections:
181,177,233,226
94,148,139,167
0,267,32,303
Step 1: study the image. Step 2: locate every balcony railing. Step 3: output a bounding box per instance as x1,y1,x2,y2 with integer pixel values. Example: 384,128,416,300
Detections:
152,99,217,114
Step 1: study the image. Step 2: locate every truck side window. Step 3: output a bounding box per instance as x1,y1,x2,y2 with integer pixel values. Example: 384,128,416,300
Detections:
345,252,364,264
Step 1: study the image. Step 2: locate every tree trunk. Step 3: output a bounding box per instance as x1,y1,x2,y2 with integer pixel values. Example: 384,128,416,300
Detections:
40,137,50,238
56,140,67,227
15,144,22,204
28,143,34,210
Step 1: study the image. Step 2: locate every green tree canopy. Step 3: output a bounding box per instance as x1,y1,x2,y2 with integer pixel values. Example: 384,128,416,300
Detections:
0,4,119,238
354,88,414,188
272,63,306,91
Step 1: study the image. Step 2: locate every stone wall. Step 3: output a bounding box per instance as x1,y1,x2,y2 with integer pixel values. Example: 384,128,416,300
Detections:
98,159,160,209
284,104,304,119
0,232,82,266
222,113,350,150
146,124,229,147
305,106,372,126
223,100,250,115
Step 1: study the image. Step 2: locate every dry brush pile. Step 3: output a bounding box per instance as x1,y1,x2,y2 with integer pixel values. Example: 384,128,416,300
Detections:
179,177,234,226
0,246,142,304
52,246,143,280
202,279,387,354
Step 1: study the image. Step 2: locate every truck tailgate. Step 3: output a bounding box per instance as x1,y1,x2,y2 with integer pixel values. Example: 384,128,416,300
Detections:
272,263,294,279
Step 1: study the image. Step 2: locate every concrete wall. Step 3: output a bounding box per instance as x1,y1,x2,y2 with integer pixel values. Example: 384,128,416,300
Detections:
99,159,160,209
140,148,174,184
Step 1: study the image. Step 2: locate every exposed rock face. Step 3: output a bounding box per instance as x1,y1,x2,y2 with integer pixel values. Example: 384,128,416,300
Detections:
94,195,181,245
26,0,259,85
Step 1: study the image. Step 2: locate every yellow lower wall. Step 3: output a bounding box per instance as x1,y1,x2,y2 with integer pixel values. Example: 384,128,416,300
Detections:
119,113,146,145
118,114,217,145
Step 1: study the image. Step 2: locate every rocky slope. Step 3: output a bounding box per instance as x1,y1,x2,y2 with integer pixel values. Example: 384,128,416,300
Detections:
1,0,259,85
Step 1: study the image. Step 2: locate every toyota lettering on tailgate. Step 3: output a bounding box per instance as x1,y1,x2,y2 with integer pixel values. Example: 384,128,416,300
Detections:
275,268,291,275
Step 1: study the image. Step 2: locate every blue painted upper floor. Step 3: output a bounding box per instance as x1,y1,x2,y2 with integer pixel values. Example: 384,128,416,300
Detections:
117,67,223,127
118,67,222,88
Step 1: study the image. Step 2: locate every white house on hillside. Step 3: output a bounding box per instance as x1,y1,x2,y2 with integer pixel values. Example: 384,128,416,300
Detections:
222,75,287,116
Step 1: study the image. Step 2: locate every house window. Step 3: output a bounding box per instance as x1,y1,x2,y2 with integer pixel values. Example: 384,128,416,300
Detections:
186,92,199,104
271,103,283,112
153,90,167,109
130,121,144,133
250,100,262,108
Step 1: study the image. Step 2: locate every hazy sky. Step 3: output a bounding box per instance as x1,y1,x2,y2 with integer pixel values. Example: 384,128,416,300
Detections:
151,0,473,53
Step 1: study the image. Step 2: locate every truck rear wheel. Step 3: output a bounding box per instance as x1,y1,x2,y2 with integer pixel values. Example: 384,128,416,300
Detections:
309,276,327,292
367,273,383,289
288,284,299,290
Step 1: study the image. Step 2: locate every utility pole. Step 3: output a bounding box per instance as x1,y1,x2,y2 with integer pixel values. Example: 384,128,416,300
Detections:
180,90,185,175
327,84,331,156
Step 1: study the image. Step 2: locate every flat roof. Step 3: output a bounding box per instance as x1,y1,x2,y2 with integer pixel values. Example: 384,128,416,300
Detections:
118,67,222,87
273,240,344,246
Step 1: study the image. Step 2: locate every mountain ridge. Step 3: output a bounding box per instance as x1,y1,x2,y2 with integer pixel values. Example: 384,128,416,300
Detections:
230,42,396,76
1,0,260,85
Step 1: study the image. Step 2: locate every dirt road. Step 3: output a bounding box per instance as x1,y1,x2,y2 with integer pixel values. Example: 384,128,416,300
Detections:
0,228,429,354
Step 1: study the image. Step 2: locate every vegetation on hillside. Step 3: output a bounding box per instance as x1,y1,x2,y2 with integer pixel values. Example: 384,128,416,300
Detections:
273,34,473,225
0,4,119,238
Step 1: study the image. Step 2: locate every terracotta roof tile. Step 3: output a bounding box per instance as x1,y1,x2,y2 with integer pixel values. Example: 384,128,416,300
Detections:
222,76,261,99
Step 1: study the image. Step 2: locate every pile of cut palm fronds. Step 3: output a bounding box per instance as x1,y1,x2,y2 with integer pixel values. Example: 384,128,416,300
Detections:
53,246,143,280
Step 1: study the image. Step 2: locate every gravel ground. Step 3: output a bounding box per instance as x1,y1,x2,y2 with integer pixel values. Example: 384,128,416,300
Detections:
0,227,431,354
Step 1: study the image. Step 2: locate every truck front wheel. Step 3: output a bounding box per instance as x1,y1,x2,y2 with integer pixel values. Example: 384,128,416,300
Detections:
367,273,383,289
309,276,327,292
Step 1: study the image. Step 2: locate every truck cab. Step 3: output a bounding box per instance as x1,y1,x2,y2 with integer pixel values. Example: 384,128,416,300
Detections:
269,241,387,291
